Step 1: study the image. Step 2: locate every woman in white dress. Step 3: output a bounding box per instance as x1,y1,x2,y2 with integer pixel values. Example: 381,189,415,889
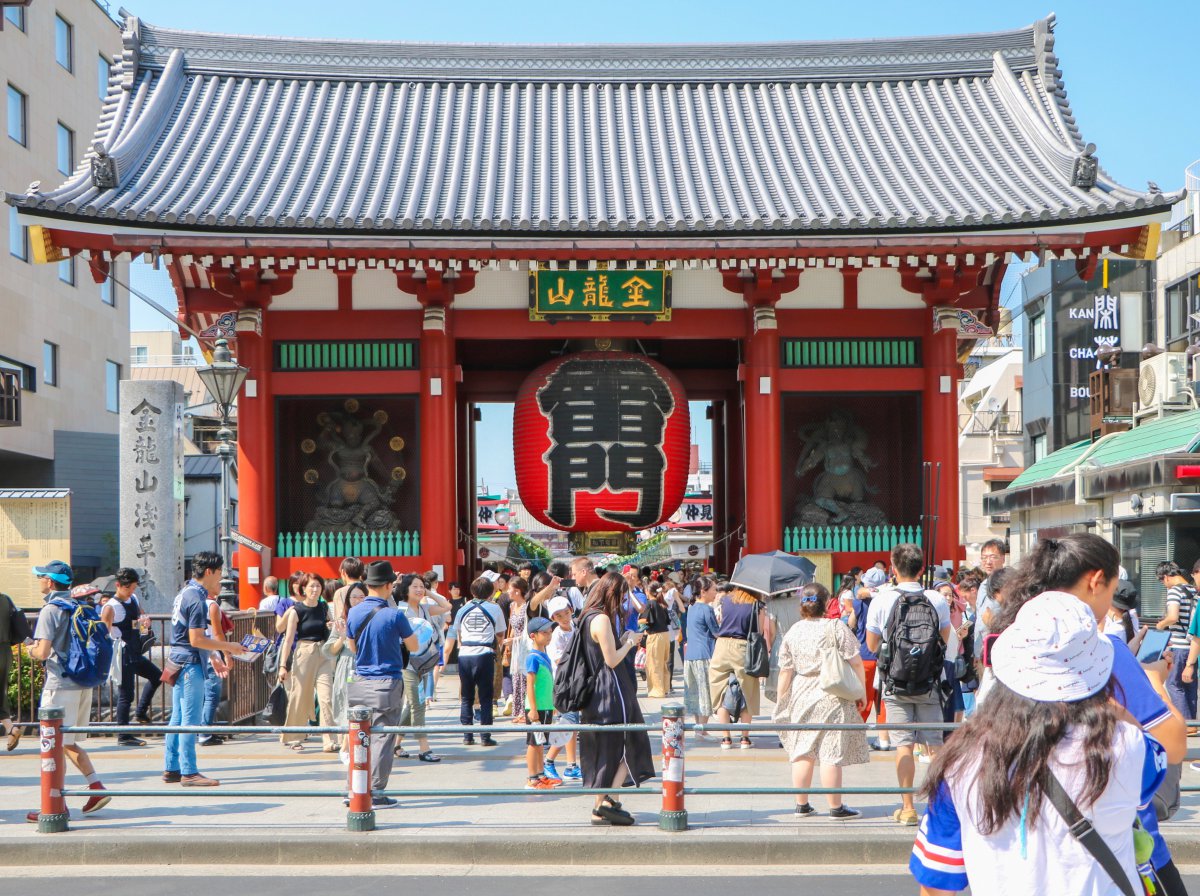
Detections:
774,583,869,819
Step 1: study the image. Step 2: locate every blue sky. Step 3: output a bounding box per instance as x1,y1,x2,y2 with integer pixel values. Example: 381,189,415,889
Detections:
127,0,1198,491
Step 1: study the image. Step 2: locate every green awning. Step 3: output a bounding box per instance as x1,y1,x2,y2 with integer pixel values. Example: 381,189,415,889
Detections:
1007,410,1200,490
1008,440,1091,489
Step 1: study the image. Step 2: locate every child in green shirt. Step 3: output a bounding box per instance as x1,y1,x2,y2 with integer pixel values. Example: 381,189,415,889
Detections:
524,617,558,790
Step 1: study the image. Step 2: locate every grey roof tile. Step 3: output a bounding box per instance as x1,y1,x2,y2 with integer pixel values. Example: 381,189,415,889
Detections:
7,14,1177,235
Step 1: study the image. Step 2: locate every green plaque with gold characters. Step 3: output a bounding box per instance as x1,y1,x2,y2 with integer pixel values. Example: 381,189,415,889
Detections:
529,265,671,322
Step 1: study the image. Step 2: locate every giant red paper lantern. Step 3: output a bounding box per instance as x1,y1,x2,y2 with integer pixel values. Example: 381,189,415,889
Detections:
514,351,690,532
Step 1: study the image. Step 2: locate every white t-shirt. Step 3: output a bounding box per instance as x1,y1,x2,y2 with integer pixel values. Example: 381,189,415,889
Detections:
1100,610,1141,643
866,583,952,645
911,723,1165,896
259,594,281,614
547,624,575,674
103,595,137,625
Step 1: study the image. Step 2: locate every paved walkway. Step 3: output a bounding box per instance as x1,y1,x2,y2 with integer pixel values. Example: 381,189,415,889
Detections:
4,669,1200,865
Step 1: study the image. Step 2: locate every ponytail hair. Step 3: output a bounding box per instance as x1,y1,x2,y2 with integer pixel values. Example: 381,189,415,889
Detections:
993,534,1119,634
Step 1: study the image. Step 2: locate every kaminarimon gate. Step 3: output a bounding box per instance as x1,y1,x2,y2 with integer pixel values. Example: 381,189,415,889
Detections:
9,14,1174,605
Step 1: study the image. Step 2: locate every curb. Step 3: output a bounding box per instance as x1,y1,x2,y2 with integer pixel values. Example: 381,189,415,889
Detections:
5,829,1200,866
1,829,918,866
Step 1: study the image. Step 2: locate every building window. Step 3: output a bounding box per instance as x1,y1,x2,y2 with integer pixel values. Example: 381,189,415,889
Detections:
58,257,75,285
105,361,120,412
100,273,115,306
56,122,74,175
1031,432,1047,463
1030,311,1047,359
6,83,27,146
43,342,58,387
4,6,25,30
132,345,148,365
0,356,36,392
97,55,110,101
1166,275,1200,351
55,15,73,72
8,206,27,261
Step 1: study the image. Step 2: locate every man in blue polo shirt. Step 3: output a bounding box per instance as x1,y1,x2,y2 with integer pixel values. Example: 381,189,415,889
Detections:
346,560,418,808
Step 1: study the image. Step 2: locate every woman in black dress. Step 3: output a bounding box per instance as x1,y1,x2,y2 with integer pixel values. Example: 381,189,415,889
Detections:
579,572,656,825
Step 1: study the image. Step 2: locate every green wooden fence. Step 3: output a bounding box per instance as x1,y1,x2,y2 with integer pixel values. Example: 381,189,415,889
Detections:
782,338,919,368
783,525,922,553
275,341,418,371
276,530,421,558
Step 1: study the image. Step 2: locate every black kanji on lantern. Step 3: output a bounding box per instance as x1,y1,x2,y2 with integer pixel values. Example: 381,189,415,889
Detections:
536,357,675,528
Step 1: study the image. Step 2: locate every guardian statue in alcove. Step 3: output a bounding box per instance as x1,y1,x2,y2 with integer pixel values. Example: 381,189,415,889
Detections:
790,410,888,527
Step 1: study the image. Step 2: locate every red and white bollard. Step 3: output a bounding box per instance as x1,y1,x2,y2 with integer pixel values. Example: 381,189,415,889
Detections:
659,703,687,831
38,705,69,833
346,706,375,832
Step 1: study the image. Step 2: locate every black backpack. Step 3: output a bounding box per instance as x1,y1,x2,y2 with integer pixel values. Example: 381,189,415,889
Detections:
880,589,945,698
553,611,597,714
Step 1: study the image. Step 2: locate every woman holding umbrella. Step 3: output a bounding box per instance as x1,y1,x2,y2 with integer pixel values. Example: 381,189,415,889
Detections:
711,552,815,749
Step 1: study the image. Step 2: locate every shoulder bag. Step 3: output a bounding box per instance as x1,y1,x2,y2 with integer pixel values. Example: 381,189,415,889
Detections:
1045,772,1142,896
818,620,865,702
745,602,771,679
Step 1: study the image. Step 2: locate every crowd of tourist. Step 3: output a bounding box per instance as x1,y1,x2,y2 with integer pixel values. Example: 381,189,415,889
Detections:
7,534,1199,893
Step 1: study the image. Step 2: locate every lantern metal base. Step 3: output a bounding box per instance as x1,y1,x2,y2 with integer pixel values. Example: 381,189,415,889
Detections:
346,809,376,832
38,812,70,834
659,809,688,832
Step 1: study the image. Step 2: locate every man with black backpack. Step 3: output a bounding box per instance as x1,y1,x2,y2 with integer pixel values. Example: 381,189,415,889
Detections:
26,560,112,821
865,543,951,827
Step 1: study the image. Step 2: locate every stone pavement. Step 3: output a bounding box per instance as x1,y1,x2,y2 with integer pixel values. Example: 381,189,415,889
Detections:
3,670,1200,865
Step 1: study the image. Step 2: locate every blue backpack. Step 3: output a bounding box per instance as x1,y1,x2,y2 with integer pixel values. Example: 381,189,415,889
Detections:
49,598,113,688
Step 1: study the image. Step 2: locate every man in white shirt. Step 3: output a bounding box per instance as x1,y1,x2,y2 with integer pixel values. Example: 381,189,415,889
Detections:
866,542,951,828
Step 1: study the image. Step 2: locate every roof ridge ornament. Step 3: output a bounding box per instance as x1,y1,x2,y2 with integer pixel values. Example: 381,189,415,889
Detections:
1071,143,1099,189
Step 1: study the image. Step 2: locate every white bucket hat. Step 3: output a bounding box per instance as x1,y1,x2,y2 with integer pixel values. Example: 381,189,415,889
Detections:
861,568,889,589
991,591,1113,702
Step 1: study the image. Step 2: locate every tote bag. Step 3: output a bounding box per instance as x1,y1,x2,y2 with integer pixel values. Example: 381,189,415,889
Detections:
818,620,864,703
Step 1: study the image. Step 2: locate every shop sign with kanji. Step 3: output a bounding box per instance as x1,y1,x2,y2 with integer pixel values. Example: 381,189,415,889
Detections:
529,266,671,322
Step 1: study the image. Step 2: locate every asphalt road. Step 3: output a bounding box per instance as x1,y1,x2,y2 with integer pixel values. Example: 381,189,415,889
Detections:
6,873,912,895
8,870,1200,895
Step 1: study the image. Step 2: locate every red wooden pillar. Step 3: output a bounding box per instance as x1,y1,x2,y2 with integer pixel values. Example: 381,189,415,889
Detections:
723,270,799,557
236,329,273,605
399,270,475,580
922,322,963,567
235,318,272,608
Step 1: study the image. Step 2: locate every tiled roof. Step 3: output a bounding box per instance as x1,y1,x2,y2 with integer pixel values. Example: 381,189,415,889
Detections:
1007,412,1200,490
7,14,1175,235
0,488,71,500
184,454,222,478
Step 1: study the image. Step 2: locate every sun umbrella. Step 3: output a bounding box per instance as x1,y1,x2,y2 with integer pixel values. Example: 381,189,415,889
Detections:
90,574,119,595
727,551,817,598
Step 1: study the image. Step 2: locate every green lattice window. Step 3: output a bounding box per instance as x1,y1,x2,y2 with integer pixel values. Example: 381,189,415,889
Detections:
782,338,920,368
275,341,418,371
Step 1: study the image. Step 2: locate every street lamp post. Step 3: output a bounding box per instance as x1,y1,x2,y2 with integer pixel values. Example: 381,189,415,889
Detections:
196,338,249,609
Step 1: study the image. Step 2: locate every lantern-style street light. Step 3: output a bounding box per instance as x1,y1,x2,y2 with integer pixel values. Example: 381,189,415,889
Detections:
196,338,249,608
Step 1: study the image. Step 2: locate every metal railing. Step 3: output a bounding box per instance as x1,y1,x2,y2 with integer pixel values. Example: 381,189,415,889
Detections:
24,711,1200,835
8,611,272,726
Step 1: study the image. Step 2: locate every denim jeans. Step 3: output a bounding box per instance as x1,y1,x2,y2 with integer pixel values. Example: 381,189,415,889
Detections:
165,662,205,776
1167,647,1197,723
201,659,222,727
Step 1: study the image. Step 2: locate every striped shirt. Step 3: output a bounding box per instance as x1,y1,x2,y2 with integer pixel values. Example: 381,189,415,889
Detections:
1165,584,1195,650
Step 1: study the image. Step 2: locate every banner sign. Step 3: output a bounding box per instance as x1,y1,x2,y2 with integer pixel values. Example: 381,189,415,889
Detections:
529,267,670,322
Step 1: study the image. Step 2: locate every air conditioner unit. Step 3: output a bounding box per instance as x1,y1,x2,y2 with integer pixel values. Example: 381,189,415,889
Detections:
1136,352,1189,416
